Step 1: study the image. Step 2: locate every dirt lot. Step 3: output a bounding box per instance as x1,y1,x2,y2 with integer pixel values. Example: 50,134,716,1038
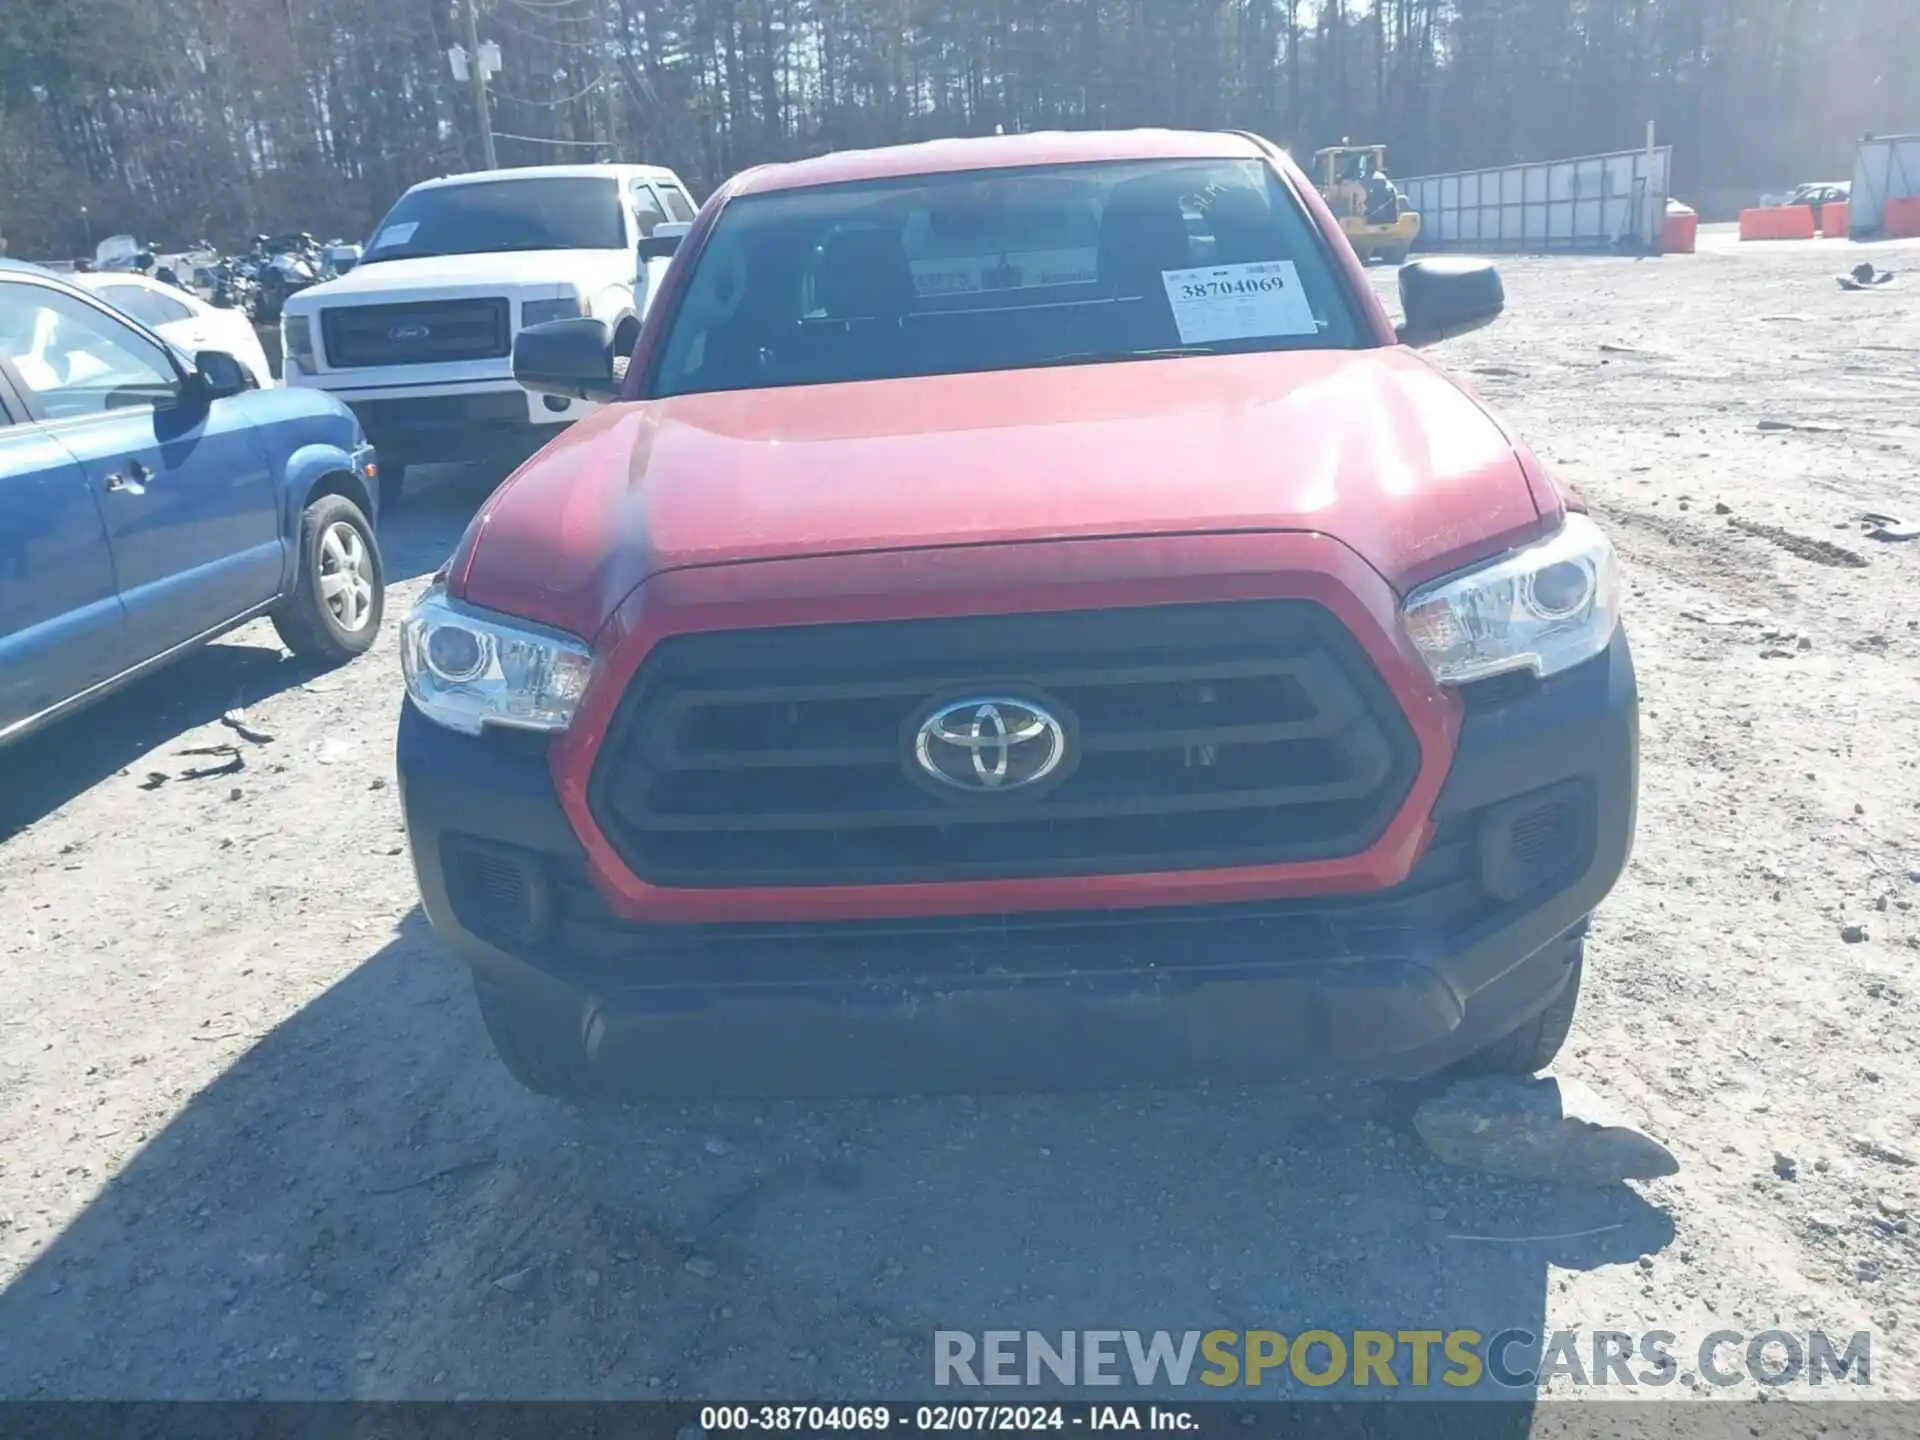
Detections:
2,225,1918,1410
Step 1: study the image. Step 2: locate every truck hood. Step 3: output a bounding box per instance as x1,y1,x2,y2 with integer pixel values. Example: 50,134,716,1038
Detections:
287,249,626,305
458,348,1553,637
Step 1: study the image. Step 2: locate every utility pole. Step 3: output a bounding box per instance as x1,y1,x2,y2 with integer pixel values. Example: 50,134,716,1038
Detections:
463,0,499,170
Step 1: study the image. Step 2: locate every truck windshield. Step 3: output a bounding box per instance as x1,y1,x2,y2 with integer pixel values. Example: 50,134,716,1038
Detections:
359,177,625,263
647,157,1363,398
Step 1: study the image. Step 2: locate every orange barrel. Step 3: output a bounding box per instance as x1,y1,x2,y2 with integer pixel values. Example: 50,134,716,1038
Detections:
1742,206,1817,240
1661,211,1698,254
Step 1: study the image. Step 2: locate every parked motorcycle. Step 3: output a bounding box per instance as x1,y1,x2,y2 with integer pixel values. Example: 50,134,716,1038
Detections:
250,233,322,326
206,257,262,319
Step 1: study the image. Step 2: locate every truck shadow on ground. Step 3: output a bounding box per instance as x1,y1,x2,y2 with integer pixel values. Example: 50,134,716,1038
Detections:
0,641,326,841
0,909,1673,1418
0,460,503,842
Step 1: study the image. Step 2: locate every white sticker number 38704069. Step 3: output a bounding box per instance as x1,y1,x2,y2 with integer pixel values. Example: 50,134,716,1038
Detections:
1159,260,1319,345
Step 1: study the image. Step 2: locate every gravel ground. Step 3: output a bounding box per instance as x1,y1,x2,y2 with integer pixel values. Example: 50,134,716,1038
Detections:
1,224,1918,1411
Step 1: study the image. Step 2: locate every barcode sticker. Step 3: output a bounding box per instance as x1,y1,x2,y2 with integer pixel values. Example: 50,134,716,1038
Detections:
1160,261,1319,344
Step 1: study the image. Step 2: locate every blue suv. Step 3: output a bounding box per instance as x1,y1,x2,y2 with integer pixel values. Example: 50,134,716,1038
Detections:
0,261,386,745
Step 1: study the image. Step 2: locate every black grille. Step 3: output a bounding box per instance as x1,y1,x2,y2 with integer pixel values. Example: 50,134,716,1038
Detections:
588,602,1422,887
320,298,510,368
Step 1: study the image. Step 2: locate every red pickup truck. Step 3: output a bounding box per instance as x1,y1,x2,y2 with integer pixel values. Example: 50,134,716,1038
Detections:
396,129,1636,1099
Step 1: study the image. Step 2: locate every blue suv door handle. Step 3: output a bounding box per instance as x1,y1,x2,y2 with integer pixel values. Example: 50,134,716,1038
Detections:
105,460,152,495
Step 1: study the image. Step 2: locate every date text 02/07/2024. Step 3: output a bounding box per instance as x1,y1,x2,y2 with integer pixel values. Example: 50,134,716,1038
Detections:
695,1404,1201,1432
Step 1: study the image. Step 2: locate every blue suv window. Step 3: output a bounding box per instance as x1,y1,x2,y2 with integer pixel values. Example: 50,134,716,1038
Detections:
0,284,181,420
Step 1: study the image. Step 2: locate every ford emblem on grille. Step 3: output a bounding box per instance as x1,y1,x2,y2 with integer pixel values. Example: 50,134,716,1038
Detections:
912,697,1067,793
389,323,431,341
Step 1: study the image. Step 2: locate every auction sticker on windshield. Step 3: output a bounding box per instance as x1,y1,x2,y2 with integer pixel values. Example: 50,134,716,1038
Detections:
374,222,419,249
1160,261,1317,345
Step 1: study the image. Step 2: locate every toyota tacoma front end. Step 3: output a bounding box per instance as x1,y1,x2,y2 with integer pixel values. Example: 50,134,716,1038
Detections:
394,129,1637,1099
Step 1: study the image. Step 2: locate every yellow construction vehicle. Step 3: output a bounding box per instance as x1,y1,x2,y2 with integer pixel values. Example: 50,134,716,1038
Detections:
1312,143,1421,265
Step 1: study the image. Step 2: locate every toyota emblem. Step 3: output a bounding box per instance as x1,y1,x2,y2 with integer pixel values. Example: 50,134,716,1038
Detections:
912,697,1068,794
389,323,431,341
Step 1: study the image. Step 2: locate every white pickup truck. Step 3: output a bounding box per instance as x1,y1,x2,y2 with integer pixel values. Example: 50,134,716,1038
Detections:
279,163,697,505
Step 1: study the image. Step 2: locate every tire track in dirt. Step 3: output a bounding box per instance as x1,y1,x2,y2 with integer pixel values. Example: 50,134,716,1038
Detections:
1589,500,1802,619
1724,516,1868,569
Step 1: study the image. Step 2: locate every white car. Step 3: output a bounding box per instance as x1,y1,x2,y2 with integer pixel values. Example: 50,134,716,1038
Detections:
72,270,276,389
278,162,697,506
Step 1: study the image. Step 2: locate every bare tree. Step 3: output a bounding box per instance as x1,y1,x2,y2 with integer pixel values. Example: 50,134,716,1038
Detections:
1,0,1912,255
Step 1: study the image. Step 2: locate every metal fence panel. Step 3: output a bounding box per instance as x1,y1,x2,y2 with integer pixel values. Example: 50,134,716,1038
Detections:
1850,135,1920,236
1402,146,1672,253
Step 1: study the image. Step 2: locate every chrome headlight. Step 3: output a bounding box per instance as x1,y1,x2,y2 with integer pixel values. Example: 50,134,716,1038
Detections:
521,295,583,328
400,584,593,734
1401,514,1621,685
282,312,315,368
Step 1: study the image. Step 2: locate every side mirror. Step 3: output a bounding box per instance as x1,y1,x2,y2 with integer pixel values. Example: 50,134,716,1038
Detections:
1395,257,1505,348
639,221,693,263
513,317,620,403
191,350,252,399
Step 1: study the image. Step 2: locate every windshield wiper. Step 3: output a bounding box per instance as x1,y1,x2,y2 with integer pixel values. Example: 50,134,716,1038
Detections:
464,242,588,254
359,241,583,265
1027,345,1230,369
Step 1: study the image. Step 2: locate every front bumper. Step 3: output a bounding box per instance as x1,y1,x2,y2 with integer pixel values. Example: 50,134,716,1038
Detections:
292,382,584,465
1349,214,1422,251
398,631,1637,1096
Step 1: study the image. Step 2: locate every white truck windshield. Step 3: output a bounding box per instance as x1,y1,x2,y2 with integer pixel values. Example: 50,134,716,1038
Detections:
361,177,626,263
